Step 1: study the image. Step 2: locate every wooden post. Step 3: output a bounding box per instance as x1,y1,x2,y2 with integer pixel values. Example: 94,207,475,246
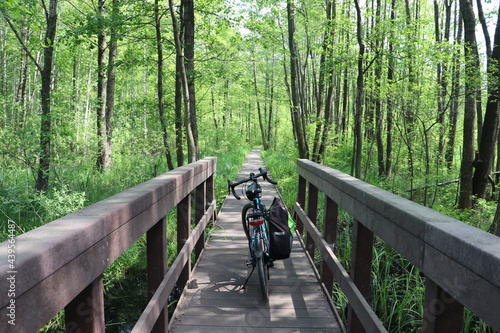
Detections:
206,174,216,222
306,182,319,258
321,196,338,296
295,175,307,234
65,276,105,332
422,279,464,333
195,181,206,260
177,193,192,290
147,217,168,332
347,220,373,333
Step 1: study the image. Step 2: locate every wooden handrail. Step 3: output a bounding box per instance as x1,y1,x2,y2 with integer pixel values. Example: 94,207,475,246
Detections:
0,157,217,332
295,159,500,332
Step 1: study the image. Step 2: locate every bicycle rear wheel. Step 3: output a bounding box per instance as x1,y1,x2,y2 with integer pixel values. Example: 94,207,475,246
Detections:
255,231,269,300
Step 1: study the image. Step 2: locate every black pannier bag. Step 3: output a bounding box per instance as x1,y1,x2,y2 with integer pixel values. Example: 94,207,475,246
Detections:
268,197,293,260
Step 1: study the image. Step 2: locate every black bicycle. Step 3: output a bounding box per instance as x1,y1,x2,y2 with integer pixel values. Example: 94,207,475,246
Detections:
228,168,277,300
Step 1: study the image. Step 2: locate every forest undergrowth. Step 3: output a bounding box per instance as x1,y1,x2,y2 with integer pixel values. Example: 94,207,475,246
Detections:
261,148,496,333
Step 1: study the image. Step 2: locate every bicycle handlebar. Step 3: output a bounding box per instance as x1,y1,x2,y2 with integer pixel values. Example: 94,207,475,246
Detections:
227,168,277,200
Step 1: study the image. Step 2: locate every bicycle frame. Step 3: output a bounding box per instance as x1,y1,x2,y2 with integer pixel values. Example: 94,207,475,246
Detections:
247,197,270,264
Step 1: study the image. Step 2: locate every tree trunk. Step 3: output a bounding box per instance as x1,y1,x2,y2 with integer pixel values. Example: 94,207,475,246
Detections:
35,0,58,191
183,0,199,162
445,13,462,170
103,0,118,170
95,0,108,171
155,0,174,170
169,0,196,164
211,86,219,147
253,60,268,150
473,3,500,199
266,58,275,148
353,0,364,179
318,0,336,163
287,0,309,159
1,21,7,127
458,0,480,209
175,38,184,167
374,0,385,177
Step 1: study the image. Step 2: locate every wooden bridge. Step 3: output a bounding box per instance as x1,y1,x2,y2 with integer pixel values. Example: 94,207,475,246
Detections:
1,148,500,332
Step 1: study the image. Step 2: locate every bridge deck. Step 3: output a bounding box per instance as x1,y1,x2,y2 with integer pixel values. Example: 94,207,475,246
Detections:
169,149,343,332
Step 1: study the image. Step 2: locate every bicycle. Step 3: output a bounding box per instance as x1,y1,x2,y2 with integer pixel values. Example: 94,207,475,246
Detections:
228,168,277,300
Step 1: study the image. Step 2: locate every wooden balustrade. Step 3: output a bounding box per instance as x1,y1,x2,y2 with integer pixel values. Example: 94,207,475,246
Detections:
0,157,216,332
295,159,500,333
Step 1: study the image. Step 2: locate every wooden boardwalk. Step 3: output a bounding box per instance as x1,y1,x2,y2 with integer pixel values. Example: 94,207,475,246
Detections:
169,149,343,333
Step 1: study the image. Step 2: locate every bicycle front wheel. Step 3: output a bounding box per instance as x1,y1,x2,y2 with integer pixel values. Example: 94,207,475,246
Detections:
255,231,269,300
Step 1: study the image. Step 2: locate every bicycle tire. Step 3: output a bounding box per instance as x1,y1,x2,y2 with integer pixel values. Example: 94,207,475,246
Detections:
255,231,269,300
241,203,253,242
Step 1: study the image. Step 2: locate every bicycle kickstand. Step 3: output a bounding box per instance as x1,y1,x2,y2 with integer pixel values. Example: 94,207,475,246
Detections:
241,264,256,290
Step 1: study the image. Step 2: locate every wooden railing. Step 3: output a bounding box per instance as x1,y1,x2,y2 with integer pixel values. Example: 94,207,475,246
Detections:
295,159,500,333
0,157,216,332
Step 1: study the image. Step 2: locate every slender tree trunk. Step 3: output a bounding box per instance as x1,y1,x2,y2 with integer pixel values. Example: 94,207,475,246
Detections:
96,0,108,171
404,0,417,194
445,11,462,169
1,21,7,127
318,0,336,163
353,0,364,179
15,22,29,128
266,57,275,147
458,0,480,209
211,86,219,147
102,0,118,170
473,3,500,200
155,0,174,170
253,60,268,150
183,0,199,162
175,39,184,167
435,0,452,158
35,0,58,191
287,0,309,159
169,0,196,163
373,0,385,177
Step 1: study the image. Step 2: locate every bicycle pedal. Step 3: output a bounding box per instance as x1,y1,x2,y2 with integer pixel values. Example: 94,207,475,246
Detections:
245,260,254,267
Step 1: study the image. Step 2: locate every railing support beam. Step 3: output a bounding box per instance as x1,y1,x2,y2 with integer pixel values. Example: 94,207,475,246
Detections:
347,220,374,333
295,175,307,234
306,183,319,258
65,275,105,332
422,278,464,333
321,196,338,296
177,193,192,290
195,181,206,260
147,217,168,332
